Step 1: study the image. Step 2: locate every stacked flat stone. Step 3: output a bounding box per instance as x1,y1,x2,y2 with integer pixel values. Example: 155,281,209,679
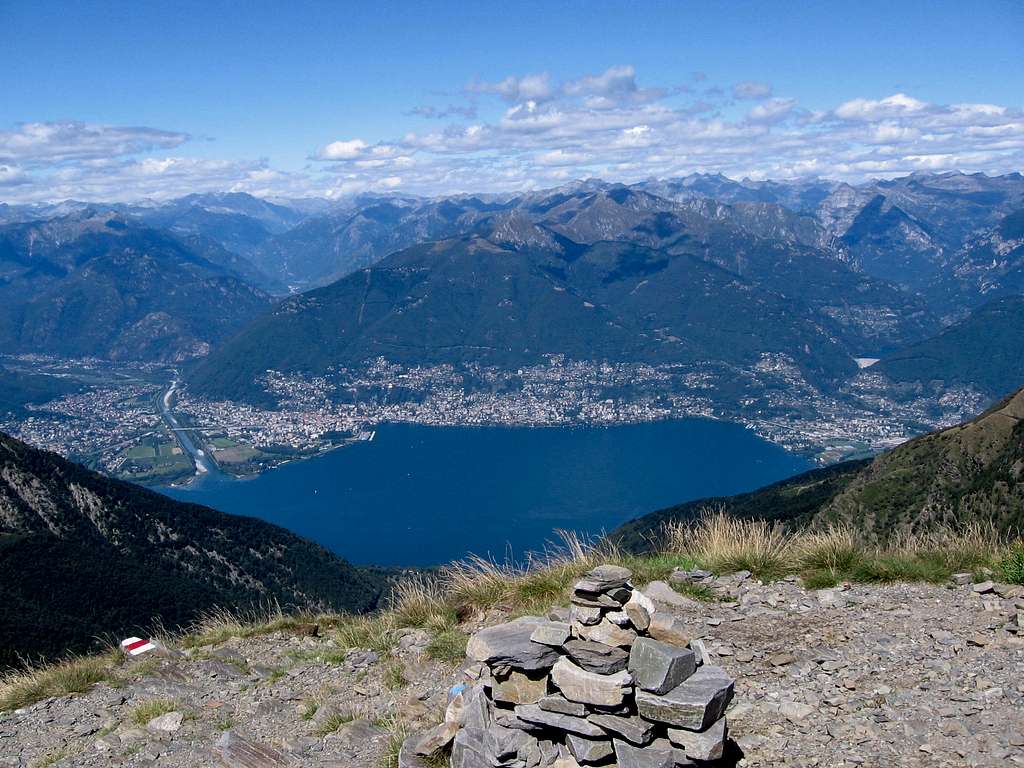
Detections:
406,564,735,768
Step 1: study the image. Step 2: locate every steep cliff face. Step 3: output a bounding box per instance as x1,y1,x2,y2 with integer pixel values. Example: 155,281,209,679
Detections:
0,432,389,666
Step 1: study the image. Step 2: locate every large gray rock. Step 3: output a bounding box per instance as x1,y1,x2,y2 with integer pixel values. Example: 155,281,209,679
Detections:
573,565,632,594
531,621,572,646
562,639,629,674
491,669,549,706
551,658,632,707
566,733,614,764
668,717,728,761
644,581,697,607
515,704,607,737
450,727,489,768
538,694,589,717
628,637,697,694
570,605,604,625
613,738,681,768
451,685,491,731
577,618,637,648
408,721,458,756
588,713,655,745
636,665,734,731
466,617,560,671
647,614,692,647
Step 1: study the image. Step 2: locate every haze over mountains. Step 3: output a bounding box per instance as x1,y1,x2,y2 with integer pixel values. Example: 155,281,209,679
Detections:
2,170,1023,406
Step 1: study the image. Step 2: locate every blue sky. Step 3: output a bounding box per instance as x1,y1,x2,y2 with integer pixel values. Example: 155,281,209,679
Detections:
1,0,1022,201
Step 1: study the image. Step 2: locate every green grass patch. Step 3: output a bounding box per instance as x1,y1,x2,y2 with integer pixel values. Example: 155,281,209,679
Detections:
847,555,951,584
129,698,179,726
998,543,1024,585
800,569,842,590
0,652,120,712
382,660,407,691
313,708,357,736
425,630,469,664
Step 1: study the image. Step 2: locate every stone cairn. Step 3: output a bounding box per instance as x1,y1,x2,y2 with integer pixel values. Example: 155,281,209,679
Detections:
403,564,736,767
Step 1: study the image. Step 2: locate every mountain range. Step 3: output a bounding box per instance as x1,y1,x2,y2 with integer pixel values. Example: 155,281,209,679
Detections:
1,171,1022,401
0,213,272,362
0,431,391,667
615,385,1024,548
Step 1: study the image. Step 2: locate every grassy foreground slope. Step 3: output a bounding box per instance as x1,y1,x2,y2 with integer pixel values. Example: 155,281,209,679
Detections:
0,432,390,667
616,386,1024,547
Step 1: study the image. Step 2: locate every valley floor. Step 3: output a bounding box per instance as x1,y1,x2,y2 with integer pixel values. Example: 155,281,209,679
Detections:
3,578,1023,767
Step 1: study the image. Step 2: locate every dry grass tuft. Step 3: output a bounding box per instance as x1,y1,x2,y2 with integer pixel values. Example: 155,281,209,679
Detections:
667,509,795,580
792,524,865,574
0,651,120,713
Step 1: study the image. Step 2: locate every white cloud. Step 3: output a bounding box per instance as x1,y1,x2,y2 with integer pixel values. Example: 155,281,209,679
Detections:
834,93,929,121
4,68,1024,204
0,122,188,166
317,139,369,160
468,72,555,103
747,97,797,124
732,81,773,100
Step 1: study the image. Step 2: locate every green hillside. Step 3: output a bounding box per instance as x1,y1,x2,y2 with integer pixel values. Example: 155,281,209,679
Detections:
0,432,391,667
615,386,1024,547
875,295,1024,396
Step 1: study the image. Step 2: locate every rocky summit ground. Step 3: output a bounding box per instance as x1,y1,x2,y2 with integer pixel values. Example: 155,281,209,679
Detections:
3,574,1024,768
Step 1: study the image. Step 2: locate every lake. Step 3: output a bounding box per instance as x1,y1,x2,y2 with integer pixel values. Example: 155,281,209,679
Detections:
162,419,810,567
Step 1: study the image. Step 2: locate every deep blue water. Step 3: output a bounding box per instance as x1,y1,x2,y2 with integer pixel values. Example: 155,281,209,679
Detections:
162,420,810,567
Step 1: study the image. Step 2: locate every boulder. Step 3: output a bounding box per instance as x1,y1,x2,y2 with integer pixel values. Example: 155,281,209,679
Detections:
588,713,655,745
628,637,696,694
146,711,183,733
538,693,589,717
566,733,615,764
491,669,549,706
466,617,560,671
573,565,632,594
450,727,489,768
577,618,637,648
623,602,650,632
667,717,727,761
531,621,572,646
570,605,604,626
635,665,734,731
514,704,607,737
613,738,680,768
562,639,629,674
644,581,697,607
647,614,691,647
551,657,633,707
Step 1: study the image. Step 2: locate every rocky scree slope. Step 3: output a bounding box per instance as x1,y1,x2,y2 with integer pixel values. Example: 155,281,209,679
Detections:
3,566,1024,767
0,432,389,667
